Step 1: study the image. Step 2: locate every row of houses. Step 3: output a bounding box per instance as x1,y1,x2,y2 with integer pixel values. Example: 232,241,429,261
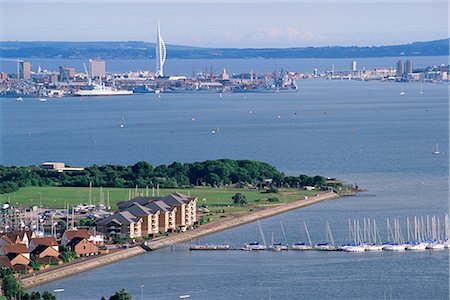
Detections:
0,229,100,273
96,192,197,239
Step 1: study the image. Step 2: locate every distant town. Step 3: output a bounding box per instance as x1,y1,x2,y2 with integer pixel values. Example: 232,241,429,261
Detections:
0,22,448,99
1,57,448,99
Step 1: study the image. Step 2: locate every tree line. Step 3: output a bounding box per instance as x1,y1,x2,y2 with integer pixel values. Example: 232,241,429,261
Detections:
0,159,330,194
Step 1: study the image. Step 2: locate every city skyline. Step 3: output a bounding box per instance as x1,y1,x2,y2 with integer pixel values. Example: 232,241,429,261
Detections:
0,1,448,48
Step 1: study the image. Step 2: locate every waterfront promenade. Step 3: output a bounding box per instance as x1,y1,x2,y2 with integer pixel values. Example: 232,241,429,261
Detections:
21,191,339,289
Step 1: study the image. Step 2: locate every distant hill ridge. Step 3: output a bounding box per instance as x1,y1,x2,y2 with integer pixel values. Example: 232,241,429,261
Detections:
0,38,448,59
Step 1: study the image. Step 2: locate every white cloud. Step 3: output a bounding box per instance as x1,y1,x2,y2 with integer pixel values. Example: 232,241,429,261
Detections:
222,27,326,47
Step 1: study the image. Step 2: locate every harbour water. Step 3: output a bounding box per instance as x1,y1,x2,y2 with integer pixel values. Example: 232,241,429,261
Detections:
0,70,448,298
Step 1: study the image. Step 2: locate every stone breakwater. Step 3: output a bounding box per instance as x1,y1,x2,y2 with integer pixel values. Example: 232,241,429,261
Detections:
21,246,146,289
147,191,339,250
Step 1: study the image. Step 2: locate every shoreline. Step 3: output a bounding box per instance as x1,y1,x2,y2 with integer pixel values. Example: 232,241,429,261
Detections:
22,191,339,289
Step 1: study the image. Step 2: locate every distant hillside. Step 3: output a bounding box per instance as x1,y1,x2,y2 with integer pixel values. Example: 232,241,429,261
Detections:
0,39,448,59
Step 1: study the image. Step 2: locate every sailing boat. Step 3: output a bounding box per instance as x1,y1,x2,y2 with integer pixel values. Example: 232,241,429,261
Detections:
292,221,313,250
432,143,440,155
243,220,267,250
315,221,337,251
342,219,366,252
399,87,405,95
419,81,423,94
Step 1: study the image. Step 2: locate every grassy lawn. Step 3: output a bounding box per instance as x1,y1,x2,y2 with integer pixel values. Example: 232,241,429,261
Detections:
0,186,318,210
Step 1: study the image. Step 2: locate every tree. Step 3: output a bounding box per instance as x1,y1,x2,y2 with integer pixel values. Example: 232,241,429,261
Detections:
42,291,56,300
232,193,247,205
109,289,132,300
2,274,24,299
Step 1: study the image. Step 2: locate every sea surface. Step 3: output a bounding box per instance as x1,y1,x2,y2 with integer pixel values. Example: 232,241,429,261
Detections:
0,59,448,299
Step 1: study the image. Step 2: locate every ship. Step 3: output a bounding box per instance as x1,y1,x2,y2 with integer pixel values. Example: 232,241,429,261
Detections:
75,83,133,96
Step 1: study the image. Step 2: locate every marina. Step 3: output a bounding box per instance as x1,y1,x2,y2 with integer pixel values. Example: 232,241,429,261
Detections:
188,214,450,253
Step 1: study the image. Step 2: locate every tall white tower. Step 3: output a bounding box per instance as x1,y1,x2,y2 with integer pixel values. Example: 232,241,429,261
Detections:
155,20,166,77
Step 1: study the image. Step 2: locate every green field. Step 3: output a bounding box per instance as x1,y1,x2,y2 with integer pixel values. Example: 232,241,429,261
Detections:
0,186,318,210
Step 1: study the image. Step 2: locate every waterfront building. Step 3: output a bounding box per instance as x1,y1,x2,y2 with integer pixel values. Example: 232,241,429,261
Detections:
0,244,31,260
405,60,413,75
123,203,160,236
66,237,99,257
18,61,31,80
61,229,91,246
30,245,61,265
117,192,197,231
1,230,36,247
89,59,106,78
0,253,31,273
96,211,143,239
155,20,166,77
146,200,177,233
29,237,59,252
396,60,404,77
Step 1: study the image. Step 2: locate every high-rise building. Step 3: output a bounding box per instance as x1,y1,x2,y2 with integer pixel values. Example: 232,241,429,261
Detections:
18,61,31,80
405,60,413,74
155,20,166,77
351,61,357,71
89,59,106,78
396,60,404,77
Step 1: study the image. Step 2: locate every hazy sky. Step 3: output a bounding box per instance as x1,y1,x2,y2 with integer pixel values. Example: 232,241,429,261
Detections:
0,1,448,47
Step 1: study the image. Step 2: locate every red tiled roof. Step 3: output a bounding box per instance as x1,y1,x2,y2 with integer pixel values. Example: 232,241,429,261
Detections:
0,255,12,268
1,244,30,254
30,237,58,247
64,230,90,240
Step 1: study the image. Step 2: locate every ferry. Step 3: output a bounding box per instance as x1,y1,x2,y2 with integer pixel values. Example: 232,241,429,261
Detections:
75,83,133,96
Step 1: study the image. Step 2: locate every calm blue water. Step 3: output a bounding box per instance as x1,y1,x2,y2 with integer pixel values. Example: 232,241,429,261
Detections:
0,65,448,299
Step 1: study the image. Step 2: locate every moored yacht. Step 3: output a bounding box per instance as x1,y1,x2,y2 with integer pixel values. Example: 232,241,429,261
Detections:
363,244,384,251
405,242,427,251
291,242,313,250
382,243,406,251
242,242,267,251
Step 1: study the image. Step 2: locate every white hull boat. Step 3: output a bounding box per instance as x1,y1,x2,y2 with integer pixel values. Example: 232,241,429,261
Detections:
426,243,445,250
405,243,427,251
363,244,384,251
383,244,406,251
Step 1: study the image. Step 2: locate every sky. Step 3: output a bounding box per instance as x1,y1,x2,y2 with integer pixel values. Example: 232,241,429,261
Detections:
0,1,448,48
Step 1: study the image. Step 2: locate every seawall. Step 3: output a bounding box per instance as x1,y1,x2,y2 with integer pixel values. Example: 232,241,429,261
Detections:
148,191,339,250
21,246,146,289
